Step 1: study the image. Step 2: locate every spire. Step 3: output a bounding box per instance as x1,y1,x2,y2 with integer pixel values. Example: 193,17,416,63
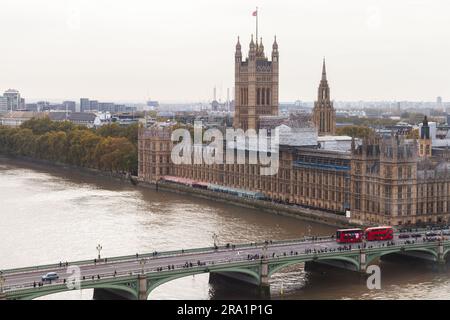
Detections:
235,36,242,62
258,37,264,55
249,34,256,54
272,35,278,50
322,57,327,81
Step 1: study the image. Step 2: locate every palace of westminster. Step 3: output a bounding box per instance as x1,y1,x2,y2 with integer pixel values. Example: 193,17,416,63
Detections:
138,33,450,227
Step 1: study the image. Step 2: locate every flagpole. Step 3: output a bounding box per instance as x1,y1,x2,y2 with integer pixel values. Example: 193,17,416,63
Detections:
256,7,258,45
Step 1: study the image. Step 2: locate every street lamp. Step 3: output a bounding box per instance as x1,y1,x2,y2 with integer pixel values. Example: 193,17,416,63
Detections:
96,244,103,260
212,233,218,248
0,272,5,293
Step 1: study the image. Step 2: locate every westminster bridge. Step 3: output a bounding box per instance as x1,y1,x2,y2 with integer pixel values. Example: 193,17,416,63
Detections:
2,230,450,300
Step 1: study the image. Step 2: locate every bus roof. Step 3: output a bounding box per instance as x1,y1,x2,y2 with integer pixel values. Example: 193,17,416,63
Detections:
337,228,363,232
365,226,392,230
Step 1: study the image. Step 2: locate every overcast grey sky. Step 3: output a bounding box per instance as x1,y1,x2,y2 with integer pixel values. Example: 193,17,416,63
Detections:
1,0,449,103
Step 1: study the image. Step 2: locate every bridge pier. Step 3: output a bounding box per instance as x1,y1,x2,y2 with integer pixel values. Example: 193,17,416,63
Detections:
437,242,446,265
260,259,269,287
138,275,147,300
259,259,270,299
359,250,367,273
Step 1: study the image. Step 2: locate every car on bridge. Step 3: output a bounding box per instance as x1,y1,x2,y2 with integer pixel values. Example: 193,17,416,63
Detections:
42,272,59,282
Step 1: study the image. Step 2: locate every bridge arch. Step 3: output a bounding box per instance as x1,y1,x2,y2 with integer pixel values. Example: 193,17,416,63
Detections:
442,248,450,260
146,267,260,298
366,247,438,266
12,282,138,300
268,256,360,278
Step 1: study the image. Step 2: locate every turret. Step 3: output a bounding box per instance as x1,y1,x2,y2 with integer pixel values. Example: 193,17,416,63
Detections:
271,36,278,61
257,37,264,57
235,36,242,62
249,34,256,60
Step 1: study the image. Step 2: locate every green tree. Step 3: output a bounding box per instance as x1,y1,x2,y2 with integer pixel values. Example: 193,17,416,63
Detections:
336,126,374,139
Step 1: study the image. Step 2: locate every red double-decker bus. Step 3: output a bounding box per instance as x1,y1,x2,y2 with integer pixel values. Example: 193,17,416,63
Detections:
336,228,364,243
365,226,394,241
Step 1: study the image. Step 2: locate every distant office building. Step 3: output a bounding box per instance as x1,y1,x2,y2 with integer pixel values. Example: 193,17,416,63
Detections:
3,89,23,111
146,100,159,109
98,102,114,112
89,100,99,111
62,101,76,113
36,101,50,112
25,103,38,112
80,98,90,112
0,96,7,112
437,96,444,113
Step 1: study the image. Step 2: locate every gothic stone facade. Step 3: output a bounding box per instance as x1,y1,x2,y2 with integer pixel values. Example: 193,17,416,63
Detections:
139,126,450,226
233,36,279,131
350,136,450,226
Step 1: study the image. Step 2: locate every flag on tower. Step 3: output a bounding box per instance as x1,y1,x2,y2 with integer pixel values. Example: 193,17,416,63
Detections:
252,10,257,16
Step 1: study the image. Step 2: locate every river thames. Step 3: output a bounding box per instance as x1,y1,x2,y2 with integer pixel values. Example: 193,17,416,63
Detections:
1,157,450,300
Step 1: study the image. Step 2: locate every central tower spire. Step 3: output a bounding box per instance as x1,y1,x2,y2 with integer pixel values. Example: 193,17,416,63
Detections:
312,58,336,136
322,57,327,81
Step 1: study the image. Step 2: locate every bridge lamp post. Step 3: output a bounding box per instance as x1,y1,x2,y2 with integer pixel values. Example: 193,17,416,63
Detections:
96,244,103,260
212,233,218,248
0,273,5,293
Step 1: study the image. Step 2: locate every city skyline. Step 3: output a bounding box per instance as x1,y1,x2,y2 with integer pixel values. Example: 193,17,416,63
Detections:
1,0,449,102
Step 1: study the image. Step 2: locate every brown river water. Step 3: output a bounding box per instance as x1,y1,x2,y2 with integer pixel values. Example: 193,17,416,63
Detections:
1,156,449,300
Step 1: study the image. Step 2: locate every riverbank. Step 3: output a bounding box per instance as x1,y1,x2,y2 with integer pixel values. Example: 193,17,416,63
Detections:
0,155,355,228
0,155,133,184
137,180,355,228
